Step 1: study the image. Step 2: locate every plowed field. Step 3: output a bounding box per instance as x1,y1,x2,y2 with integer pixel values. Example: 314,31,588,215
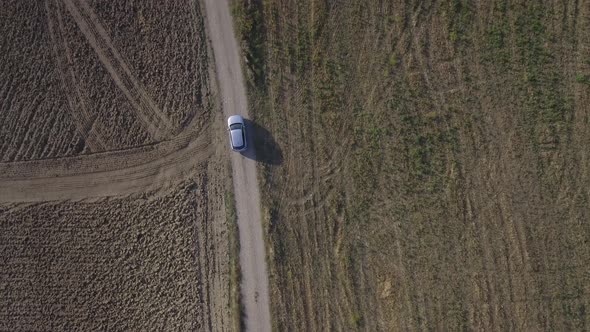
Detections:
0,0,234,330
0,178,229,330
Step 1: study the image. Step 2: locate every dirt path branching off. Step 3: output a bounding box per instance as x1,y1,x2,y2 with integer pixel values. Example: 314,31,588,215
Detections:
202,0,272,330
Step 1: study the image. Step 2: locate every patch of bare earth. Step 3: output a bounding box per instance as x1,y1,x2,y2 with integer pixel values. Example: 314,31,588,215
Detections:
234,0,590,330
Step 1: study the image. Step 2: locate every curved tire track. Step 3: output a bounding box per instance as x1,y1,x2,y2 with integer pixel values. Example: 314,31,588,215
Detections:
45,0,107,151
63,0,175,141
0,124,212,202
1,1,211,202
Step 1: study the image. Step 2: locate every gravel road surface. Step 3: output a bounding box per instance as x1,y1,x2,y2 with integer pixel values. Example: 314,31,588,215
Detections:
202,0,272,331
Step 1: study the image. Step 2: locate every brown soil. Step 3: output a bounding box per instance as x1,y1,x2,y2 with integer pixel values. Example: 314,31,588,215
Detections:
0,178,229,330
0,0,208,160
0,0,235,330
234,0,590,330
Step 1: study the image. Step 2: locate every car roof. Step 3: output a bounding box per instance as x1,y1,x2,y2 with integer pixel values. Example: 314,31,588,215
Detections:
230,126,245,149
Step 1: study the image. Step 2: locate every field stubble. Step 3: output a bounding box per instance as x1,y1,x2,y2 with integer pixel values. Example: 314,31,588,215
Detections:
234,0,590,330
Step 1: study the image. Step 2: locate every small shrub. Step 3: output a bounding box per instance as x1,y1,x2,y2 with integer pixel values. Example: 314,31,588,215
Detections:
350,312,363,328
450,31,458,42
575,73,589,84
389,54,399,67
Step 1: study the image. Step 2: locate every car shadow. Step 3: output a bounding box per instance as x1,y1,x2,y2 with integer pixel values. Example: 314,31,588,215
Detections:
241,119,283,165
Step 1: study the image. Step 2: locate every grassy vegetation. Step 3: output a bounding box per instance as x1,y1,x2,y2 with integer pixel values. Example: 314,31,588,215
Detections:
224,182,243,331
231,0,265,87
576,73,590,84
233,0,590,330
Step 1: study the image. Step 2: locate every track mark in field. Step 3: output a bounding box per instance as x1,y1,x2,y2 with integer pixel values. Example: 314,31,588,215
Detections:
496,193,536,329
62,0,174,141
475,195,501,331
0,124,213,202
45,0,106,152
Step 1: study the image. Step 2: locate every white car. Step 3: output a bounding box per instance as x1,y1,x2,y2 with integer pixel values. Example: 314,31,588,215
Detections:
227,115,247,152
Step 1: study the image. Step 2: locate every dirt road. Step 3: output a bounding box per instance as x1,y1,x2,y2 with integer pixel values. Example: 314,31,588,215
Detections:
202,0,272,331
0,120,211,202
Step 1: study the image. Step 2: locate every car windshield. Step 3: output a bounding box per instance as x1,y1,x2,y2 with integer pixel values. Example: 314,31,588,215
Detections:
230,123,242,130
